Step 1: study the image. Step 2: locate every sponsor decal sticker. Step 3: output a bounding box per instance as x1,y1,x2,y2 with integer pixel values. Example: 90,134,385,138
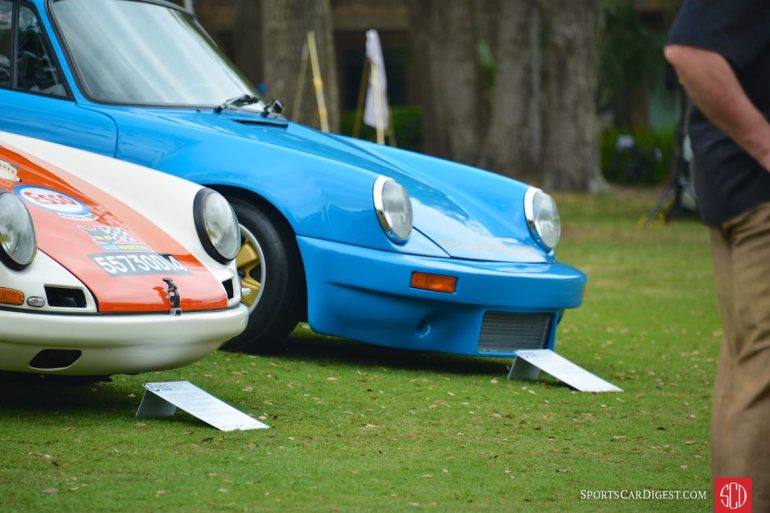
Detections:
57,212,98,221
15,185,95,220
81,226,150,252
89,252,190,276
715,477,752,513
0,160,20,182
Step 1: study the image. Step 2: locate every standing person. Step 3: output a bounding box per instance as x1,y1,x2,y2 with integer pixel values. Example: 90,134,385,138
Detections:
665,1,770,509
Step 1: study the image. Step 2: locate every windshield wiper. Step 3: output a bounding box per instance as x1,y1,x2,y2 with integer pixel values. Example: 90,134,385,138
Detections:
214,94,261,113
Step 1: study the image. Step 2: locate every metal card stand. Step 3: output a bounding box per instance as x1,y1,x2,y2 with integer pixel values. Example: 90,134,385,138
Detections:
136,381,269,431
508,356,542,381
136,388,178,417
507,349,623,393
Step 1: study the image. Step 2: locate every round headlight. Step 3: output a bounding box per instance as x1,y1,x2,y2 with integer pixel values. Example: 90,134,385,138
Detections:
193,188,240,263
373,176,413,243
0,191,37,270
524,188,560,250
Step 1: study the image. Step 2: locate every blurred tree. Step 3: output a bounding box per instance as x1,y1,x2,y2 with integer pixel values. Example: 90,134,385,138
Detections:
541,0,607,192
409,0,483,166
409,0,540,179
598,0,666,129
260,0,339,131
477,0,541,182
199,0,339,130
195,0,236,53
410,0,604,191
231,0,262,89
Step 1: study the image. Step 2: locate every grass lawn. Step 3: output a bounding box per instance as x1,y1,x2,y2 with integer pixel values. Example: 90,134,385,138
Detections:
0,190,718,512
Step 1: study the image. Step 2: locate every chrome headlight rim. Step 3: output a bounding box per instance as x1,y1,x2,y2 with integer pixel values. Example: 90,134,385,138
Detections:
193,188,240,264
524,187,561,251
0,190,37,270
373,175,413,244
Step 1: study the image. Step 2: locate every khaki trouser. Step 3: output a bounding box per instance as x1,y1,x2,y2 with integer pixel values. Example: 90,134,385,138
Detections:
710,201,770,511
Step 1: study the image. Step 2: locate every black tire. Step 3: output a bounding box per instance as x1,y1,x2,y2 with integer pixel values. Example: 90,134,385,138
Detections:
221,198,305,353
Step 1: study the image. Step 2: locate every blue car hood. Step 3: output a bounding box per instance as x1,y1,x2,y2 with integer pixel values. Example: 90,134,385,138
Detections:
125,109,546,264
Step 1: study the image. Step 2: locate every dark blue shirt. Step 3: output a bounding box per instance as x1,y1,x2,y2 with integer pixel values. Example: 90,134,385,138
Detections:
668,0,770,225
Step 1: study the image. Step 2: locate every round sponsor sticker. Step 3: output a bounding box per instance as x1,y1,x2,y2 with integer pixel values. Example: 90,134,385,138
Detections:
15,185,91,216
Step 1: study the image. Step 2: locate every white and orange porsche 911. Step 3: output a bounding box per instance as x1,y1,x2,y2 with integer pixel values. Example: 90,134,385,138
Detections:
0,131,248,376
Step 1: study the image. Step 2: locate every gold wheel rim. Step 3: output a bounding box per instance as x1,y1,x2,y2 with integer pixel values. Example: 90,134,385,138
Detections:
236,226,264,311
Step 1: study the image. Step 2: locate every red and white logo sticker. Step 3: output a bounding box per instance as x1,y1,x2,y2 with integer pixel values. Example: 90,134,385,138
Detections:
15,185,91,216
715,477,752,513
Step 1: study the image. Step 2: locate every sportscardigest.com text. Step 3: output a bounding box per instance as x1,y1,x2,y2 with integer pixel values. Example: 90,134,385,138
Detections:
580,490,708,501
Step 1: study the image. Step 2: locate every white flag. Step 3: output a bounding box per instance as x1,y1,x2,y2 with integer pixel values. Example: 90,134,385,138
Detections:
364,29,389,131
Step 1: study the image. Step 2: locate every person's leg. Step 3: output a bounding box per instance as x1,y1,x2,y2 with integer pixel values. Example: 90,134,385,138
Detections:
711,202,770,510
709,225,734,480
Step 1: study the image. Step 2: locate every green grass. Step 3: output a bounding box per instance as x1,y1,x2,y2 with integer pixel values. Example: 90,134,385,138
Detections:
0,190,717,512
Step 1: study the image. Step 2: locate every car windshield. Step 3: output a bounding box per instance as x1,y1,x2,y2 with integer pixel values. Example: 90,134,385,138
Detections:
52,0,261,109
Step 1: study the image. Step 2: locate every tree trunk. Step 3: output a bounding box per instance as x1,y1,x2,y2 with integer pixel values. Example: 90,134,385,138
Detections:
541,0,607,192
409,0,484,166
232,0,262,89
478,0,541,182
194,0,236,55
261,0,339,131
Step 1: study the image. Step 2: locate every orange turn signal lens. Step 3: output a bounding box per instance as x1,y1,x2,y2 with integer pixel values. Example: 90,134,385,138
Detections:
0,287,24,305
410,272,457,293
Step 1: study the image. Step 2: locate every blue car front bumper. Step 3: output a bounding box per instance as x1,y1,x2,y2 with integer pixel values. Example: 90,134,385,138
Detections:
297,236,586,357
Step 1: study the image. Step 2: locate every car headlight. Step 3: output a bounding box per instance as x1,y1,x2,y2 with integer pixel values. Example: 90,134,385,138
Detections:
0,190,37,270
373,175,413,243
524,187,560,250
193,188,240,264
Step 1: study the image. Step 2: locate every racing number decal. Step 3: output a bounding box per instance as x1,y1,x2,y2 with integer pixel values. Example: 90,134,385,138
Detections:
90,252,190,276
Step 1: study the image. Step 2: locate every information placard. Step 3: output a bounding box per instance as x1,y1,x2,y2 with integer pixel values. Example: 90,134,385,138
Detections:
508,349,623,393
136,381,269,431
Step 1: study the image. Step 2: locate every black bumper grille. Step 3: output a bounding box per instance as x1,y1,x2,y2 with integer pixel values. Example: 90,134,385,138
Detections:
477,312,552,353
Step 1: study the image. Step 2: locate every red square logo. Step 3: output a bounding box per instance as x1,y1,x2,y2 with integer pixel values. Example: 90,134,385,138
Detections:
715,477,752,513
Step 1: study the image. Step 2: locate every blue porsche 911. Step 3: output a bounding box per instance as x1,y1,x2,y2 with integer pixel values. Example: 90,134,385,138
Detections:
0,0,585,357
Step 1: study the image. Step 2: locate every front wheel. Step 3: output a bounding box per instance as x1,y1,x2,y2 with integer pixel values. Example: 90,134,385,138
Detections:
221,198,305,352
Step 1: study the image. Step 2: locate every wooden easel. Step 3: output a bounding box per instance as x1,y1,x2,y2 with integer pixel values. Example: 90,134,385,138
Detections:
293,31,330,132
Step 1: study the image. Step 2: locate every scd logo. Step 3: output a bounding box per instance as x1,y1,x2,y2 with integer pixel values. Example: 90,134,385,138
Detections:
715,478,752,513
